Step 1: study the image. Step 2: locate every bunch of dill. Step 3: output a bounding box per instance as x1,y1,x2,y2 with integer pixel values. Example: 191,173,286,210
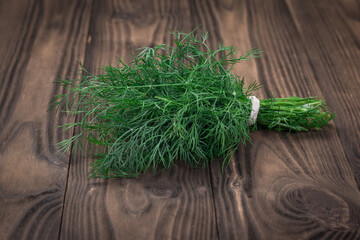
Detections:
51,29,334,178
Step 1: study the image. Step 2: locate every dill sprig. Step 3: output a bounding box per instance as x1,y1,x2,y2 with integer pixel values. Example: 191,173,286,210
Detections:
50,29,333,178
257,97,334,132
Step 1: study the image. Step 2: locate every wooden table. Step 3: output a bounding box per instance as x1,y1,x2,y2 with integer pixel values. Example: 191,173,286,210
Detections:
1,0,359,239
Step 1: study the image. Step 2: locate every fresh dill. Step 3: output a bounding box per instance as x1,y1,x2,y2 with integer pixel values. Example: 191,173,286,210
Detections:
50,29,334,178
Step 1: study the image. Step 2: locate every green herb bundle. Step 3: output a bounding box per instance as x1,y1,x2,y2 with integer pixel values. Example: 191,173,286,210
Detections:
51,29,334,178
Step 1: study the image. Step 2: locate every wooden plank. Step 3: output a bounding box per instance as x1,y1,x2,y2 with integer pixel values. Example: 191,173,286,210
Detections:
286,0,360,187
208,0,360,239
59,0,218,239
0,0,92,239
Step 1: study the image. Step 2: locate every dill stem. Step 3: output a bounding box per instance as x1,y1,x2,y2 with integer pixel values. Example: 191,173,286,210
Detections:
50,29,333,178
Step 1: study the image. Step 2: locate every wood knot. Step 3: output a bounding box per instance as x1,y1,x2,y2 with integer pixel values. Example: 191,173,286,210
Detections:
146,184,180,199
294,187,350,229
232,181,241,188
124,184,151,214
266,178,353,230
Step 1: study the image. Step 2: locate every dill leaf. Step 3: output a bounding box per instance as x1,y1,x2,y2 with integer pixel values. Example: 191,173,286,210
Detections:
50,29,333,178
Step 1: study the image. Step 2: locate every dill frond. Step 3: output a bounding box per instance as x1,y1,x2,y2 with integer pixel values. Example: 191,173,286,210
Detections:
50,29,333,178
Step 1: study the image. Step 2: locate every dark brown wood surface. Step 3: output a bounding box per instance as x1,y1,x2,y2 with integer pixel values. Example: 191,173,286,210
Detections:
0,0,359,239
209,0,360,239
59,1,218,240
0,0,92,239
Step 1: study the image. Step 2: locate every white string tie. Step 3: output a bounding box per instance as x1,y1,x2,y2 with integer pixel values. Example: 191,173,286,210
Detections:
247,96,260,126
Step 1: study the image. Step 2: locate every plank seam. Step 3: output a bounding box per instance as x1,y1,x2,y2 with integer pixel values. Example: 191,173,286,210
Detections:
284,0,360,190
57,0,97,239
57,127,76,240
208,167,221,240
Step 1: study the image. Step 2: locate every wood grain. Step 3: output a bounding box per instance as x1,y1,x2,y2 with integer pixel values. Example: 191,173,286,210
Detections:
1,0,360,239
0,0,92,239
207,0,360,239
286,0,360,188
59,0,218,239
